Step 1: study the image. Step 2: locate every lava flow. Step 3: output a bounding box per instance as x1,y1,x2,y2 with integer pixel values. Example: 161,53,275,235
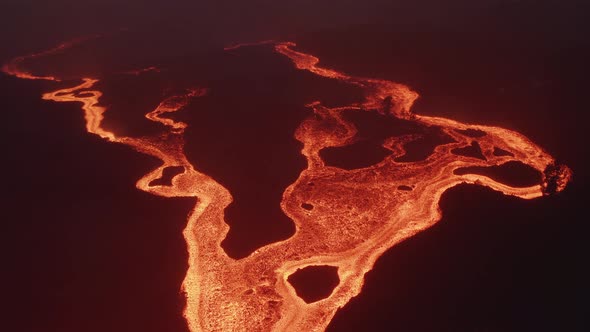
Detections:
4,39,572,332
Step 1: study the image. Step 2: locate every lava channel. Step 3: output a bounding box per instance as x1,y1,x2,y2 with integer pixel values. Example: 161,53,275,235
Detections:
3,38,572,332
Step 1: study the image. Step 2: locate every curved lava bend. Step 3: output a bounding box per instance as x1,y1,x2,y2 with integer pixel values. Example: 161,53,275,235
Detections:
3,39,572,332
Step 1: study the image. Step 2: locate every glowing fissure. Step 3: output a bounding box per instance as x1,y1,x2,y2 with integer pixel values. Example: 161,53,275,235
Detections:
4,39,572,332
2,36,98,81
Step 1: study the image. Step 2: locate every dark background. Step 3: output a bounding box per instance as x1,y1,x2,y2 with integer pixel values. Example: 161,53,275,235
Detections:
1,1,588,331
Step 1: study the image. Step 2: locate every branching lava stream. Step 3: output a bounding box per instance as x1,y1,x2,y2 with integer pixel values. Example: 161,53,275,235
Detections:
4,39,572,331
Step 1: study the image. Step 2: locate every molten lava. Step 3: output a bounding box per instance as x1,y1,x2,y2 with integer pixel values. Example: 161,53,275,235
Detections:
3,38,572,332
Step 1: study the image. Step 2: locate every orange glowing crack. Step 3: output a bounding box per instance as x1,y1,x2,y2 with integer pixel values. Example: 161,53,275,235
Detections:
2,35,99,81
224,39,275,51
145,88,207,134
3,39,572,332
42,78,115,141
121,66,161,76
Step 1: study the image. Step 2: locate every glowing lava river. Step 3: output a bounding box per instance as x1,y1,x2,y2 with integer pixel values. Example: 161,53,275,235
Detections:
3,38,572,331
